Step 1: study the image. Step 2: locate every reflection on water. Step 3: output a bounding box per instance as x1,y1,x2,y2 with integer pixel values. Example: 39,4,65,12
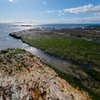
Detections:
0,24,32,51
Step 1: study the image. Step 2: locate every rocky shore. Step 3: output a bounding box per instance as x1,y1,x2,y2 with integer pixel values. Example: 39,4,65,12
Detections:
0,49,91,100
9,28,100,100
9,28,100,42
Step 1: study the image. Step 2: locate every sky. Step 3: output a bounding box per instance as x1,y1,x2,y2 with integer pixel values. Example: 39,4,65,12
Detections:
0,0,100,24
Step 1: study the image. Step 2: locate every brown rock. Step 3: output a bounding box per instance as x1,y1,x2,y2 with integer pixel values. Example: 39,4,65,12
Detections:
0,53,91,100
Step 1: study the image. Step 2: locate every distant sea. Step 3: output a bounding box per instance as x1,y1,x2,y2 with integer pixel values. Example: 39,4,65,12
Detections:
0,23,100,51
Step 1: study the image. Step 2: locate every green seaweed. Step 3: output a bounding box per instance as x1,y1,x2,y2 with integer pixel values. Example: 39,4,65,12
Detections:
14,48,26,54
1,49,9,53
22,34,100,67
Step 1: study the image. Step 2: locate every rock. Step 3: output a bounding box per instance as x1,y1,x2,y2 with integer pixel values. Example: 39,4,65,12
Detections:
0,50,91,100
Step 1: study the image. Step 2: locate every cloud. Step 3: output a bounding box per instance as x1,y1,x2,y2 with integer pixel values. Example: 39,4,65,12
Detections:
63,4,100,14
43,1,46,4
1,17,100,24
63,17,100,23
44,10,62,14
8,0,19,3
8,0,14,2
42,4,100,16
43,10,65,16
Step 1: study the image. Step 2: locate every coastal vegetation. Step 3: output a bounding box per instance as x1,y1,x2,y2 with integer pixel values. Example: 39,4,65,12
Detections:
1,49,9,53
1,48,27,54
22,33,100,67
9,29,100,100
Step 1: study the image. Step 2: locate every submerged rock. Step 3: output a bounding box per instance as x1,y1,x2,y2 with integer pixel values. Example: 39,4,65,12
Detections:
0,49,91,100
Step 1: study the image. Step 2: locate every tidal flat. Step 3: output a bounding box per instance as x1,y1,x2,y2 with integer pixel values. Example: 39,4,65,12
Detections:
9,28,100,100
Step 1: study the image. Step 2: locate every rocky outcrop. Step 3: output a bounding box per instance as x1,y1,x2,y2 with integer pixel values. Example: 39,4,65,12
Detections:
0,50,91,100
9,29,51,39
9,28,100,42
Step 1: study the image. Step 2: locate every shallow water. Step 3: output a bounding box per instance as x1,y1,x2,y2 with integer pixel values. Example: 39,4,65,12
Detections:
0,23,32,50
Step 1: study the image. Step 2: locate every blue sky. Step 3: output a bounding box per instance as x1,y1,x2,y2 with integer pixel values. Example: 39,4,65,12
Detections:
0,0,100,24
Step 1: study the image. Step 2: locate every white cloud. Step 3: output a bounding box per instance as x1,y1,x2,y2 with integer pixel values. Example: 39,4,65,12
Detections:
9,0,14,2
8,0,19,3
63,4,100,14
58,13,65,16
43,10,65,16
42,4,100,16
44,10,62,14
57,10,62,13
62,17,100,23
1,17,100,24
43,1,46,4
